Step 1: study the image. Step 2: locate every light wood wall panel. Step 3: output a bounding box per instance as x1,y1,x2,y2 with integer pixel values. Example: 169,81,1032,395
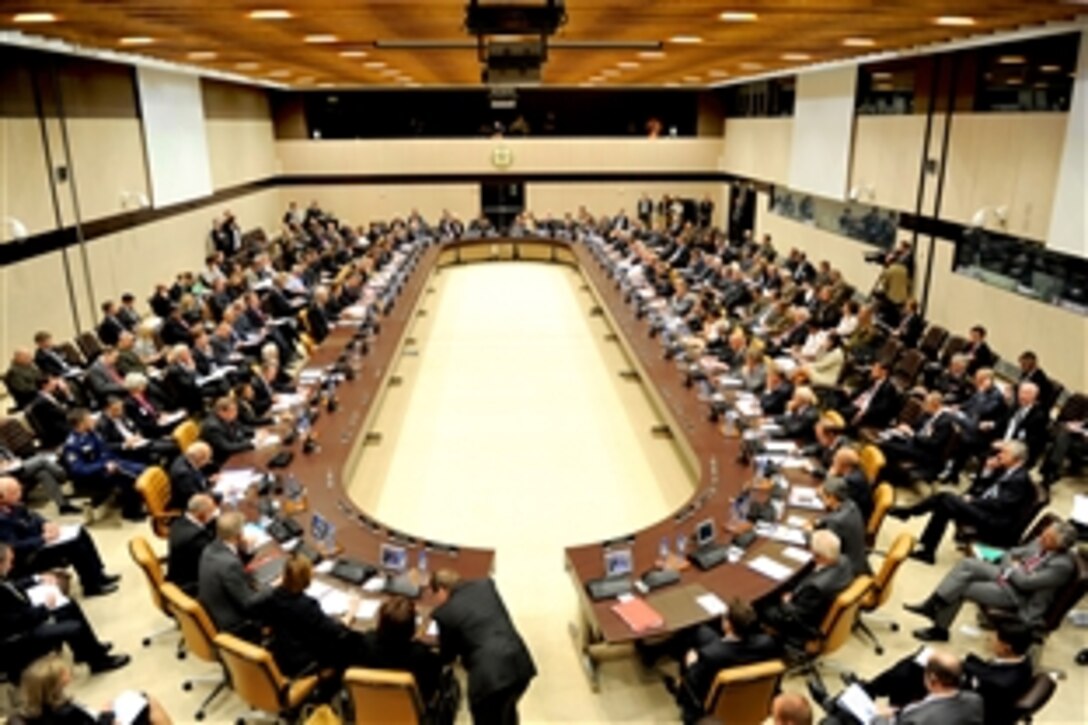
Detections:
277,138,724,175
283,185,479,227
527,183,726,228
0,250,84,373
719,118,793,186
941,113,1067,241
0,118,55,242
65,117,150,219
850,115,929,213
203,81,277,190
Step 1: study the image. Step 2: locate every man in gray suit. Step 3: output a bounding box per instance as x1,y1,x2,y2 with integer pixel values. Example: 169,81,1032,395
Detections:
197,511,269,640
811,477,871,577
905,520,1078,642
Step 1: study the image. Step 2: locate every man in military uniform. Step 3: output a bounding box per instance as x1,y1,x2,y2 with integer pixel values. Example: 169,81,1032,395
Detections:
62,409,145,521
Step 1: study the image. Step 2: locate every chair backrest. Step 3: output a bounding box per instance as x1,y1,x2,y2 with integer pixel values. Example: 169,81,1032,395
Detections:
173,419,200,451
875,338,903,368
128,535,169,617
0,417,38,457
1012,672,1057,720
1021,512,1062,546
939,334,969,365
866,483,895,546
918,325,949,359
704,659,785,724
863,532,915,611
160,582,220,664
75,332,103,363
214,633,290,715
344,667,424,725
891,349,926,389
810,575,873,656
56,341,86,368
897,396,925,428
1056,392,1088,423
136,466,177,538
858,444,886,485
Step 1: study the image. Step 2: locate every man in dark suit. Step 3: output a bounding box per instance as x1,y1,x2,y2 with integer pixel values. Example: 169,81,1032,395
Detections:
26,377,73,449
166,494,216,595
0,542,129,676
811,477,871,577
0,477,119,595
942,367,1009,481
759,366,794,417
198,511,269,638
430,569,536,725
879,392,957,485
0,443,76,514
95,396,177,465
931,354,973,405
200,397,256,468
1001,382,1050,465
61,408,146,521
1015,351,1054,408
356,595,444,705
891,440,1035,563
773,386,820,442
4,348,46,410
117,293,141,330
33,332,79,379
759,529,854,649
85,347,128,402
827,449,873,522
167,442,213,511
904,520,1077,642
964,324,995,375
164,344,206,416
842,362,900,430
97,301,124,347
894,299,925,349
665,597,780,723
306,287,333,344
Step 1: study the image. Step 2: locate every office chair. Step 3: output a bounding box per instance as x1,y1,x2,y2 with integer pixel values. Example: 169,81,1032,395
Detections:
161,583,229,721
789,575,873,676
344,667,425,725
702,659,786,725
214,633,320,724
136,466,180,539
865,483,895,548
172,419,200,451
854,532,915,655
1012,672,1058,723
127,536,181,652
858,444,885,486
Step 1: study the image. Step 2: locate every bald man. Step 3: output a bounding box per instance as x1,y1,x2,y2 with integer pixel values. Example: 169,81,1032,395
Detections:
168,441,214,511
771,693,812,725
167,494,217,595
3,348,43,409
1001,382,1049,465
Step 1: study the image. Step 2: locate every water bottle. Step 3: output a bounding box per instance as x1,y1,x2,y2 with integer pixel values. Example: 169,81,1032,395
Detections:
658,536,670,560
325,468,334,490
417,548,428,574
676,533,688,554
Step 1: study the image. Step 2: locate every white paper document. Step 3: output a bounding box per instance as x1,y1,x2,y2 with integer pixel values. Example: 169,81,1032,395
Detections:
355,598,382,620
747,555,794,582
243,523,272,549
111,691,149,725
763,440,798,453
25,582,69,609
837,683,878,725
696,593,728,617
786,515,810,529
314,560,335,575
1072,494,1088,526
913,646,934,667
782,546,814,564
45,524,82,548
362,576,385,593
425,619,439,638
754,522,808,546
319,589,351,617
789,486,826,511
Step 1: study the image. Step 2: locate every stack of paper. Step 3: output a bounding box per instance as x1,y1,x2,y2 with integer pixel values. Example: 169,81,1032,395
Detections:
1072,494,1088,526
215,469,261,498
696,593,728,617
26,582,69,609
44,524,82,549
782,546,814,564
789,486,826,510
319,589,351,617
754,522,807,546
747,555,794,582
354,598,382,620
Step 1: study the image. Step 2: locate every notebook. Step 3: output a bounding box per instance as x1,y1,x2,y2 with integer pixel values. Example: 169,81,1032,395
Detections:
610,596,665,633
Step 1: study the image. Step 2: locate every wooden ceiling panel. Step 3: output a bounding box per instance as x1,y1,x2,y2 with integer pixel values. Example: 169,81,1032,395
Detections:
1,1,1082,87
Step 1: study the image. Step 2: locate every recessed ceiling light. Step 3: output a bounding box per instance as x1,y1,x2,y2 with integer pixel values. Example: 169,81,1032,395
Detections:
235,62,260,71
638,50,666,60
664,82,680,88
998,55,1026,65
617,61,640,69
380,68,401,76
669,35,703,44
249,9,292,20
873,83,894,92
843,37,875,47
340,50,368,58
707,69,730,78
1007,77,1024,86
1039,64,1061,73
719,11,758,22
682,75,701,83
781,53,812,61
187,51,217,61
364,61,386,69
119,37,154,46
739,61,763,70
599,69,620,77
934,16,975,27
578,82,596,88
13,12,58,23
295,76,315,84
317,82,335,88
268,69,292,78
305,35,338,44
871,71,893,79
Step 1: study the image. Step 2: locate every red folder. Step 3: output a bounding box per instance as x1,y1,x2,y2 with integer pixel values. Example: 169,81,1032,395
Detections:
611,597,664,633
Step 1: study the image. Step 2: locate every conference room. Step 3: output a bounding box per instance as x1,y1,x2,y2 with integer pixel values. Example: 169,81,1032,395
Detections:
1,2,1087,724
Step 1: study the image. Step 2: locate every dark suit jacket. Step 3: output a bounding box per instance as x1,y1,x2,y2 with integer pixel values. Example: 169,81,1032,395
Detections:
306,303,330,344
199,414,254,467
94,415,141,454
759,381,794,417
854,378,900,429
961,387,1009,437
160,317,194,348
1018,368,1054,408
168,454,209,511
166,515,214,595
965,466,1035,528
776,405,819,442
891,690,984,725
0,506,48,565
965,342,995,374
256,588,353,676
817,500,871,576
26,393,70,449
685,632,780,706
841,470,873,522
0,576,56,675
431,578,536,705
358,630,443,703
85,361,126,402
197,540,267,634
1003,404,1050,464
772,559,854,638
33,348,71,378
164,364,204,416
97,317,123,347
124,395,165,438
897,313,925,349
963,654,1033,725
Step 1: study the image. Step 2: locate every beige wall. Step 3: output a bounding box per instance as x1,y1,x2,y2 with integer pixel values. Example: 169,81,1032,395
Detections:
0,117,55,241
203,80,278,190
719,118,792,185
277,138,724,175
940,113,1066,242
527,182,726,227
283,185,479,227
850,115,929,213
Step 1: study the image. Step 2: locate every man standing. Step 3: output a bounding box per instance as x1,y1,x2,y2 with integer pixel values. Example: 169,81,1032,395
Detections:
430,569,536,724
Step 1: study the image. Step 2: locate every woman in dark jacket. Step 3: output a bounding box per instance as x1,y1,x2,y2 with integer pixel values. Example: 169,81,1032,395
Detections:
358,595,443,705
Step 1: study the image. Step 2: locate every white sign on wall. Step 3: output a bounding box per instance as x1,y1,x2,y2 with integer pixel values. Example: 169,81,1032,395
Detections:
135,67,212,208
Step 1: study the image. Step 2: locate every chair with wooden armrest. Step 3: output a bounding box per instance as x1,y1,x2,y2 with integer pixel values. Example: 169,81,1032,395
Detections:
344,667,425,725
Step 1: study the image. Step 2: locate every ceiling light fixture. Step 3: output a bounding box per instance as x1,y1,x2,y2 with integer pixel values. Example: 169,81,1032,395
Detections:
707,69,730,78
600,68,621,77
781,53,812,61
317,82,335,88
305,35,338,44
364,61,386,69
842,37,875,47
664,82,680,88
739,61,763,70
340,50,368,58
682,75,701,83
249,9,293,20
617,61,640,69
187,51,217,61
13,12,58,23
268,69,292,78
669,35,703,44
119,37,154,46
638,50,665,60
719,11,758,22
1039,64,1061,73
998,55,1026,65
934,16,976,27
235,62,260,71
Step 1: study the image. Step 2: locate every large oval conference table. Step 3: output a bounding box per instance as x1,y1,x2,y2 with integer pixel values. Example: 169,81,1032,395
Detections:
228,235,814,692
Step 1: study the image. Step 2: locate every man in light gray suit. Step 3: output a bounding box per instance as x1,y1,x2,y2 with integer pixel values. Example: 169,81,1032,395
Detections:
811,477,871,577
197,511,269,640
905,520,1077,642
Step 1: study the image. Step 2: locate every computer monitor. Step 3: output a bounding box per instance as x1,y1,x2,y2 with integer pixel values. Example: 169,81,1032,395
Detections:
603,547,633,578
380,543,408,572
311,512,334,543
695,518,715,547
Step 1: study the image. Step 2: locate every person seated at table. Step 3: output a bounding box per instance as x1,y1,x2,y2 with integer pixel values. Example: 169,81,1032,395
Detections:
759,530,853,650
0,477,119,596
256,553,355,679
808,477,870,577
166,494,217,596
903,520,1077,643
661,597,781,723
840,361,900,431
802,412,851,472
801,333,845,389
810,620,1032,725
889,440,1034,564
9,654,169,725
358,594,444,706
879,391,956,487
95,397,177,465
811,648,983,725
200,397,256,468
726,478,779,534
736,347,767,393
0,440,78,515
61,409,146,522
163,344,205,416
772,386,820,442
122,372,176,439
825,448,873,523
197,511,269,640
0,544,130,677
759,363,794,417
167,442,214,511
